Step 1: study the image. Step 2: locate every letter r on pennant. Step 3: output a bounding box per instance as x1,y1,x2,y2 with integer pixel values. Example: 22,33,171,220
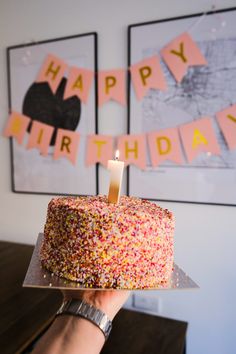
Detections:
60,136,71,153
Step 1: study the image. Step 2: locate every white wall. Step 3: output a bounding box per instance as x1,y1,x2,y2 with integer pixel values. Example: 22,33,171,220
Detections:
0,1,236,353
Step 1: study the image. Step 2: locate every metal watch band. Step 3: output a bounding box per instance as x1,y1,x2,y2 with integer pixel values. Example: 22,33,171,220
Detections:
56,299,112,341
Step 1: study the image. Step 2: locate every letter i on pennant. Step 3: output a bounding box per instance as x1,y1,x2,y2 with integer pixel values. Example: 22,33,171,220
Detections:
27,121,54,156
36,54,68,94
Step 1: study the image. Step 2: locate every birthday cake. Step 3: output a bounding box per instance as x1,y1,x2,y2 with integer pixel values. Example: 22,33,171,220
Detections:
40,195,174,289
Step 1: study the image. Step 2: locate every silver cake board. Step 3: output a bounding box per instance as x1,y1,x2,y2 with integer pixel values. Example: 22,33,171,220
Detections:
23,234,199,291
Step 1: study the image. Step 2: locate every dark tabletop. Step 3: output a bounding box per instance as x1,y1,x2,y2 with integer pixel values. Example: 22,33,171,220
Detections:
0,240,187,354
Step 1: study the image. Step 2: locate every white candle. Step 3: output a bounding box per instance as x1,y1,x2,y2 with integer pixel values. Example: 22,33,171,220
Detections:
107,150,124,204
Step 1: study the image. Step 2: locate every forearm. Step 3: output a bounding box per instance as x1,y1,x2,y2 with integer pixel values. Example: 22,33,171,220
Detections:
32,290,130,354
32,315,105,354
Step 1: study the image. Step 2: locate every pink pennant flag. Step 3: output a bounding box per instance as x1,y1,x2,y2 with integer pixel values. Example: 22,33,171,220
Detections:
27,120,54,156
117,134,146,169
54,129,80,165
129,56,167,100
216,104,236,150
36,54,68,94
98,69,126,106
3,111,30,144
86,135,113,167
161,32,207,83
148,128,183,166
64,67,94,103
179,117,220,163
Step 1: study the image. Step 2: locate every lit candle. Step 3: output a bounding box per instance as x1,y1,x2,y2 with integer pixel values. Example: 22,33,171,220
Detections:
107,150,124,204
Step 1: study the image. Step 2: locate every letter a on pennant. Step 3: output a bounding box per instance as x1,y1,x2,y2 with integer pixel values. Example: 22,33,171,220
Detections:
98,69,126,106
27,121,54,156
179,117,220,163
36,54,68,94
54,129,80,165
129,56,167,100
3,112,30,144
216,104,236,150
86,135,113,167
148,128,183,166
161,32,207,83
64,67,94,103
117,134,146,169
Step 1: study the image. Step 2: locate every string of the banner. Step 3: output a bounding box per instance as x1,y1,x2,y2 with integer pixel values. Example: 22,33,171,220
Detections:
20,5,228,72
187,4,226,38
1,4,227,120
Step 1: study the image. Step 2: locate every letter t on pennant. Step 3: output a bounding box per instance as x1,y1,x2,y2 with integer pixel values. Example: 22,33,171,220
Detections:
86,135,114,167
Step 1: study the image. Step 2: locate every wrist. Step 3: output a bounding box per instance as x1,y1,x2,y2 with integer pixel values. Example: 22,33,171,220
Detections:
57,298,112,341
55,314,106,342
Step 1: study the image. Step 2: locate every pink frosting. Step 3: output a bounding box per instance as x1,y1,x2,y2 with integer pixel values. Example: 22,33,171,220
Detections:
40,195,174,289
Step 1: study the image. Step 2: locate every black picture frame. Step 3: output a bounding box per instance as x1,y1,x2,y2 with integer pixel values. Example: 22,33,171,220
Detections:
7,32,98,196
127,7,236,206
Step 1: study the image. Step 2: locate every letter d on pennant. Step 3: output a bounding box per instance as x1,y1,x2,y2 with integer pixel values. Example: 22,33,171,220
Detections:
156,136,171,155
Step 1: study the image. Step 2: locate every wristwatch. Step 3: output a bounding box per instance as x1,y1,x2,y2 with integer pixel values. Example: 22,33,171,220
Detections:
56,299,112,341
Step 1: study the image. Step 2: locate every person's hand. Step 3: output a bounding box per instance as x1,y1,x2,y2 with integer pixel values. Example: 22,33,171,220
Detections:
62,289,131,320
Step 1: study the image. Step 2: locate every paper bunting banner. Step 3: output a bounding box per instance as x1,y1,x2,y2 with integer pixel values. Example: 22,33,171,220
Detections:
27,120,54,156
148,128,183,166
98,69,126,106
4,105,236,168
86,135,113,167
36,54,68,94
161,32,207,83
63,67,94,103
216,105,236,150
54,129,80,164
129,56,167,100
3,112,30,144
179,117,220,163
117,134,146,169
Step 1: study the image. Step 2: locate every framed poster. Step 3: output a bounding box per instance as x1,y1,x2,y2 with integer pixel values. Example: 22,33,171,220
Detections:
128,7,236,205
7,32,98,196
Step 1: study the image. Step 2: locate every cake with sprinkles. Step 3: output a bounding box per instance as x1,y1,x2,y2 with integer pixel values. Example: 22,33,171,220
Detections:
40,195,174,289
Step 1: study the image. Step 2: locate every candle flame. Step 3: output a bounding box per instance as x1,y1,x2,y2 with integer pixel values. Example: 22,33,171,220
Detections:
115,150,119,160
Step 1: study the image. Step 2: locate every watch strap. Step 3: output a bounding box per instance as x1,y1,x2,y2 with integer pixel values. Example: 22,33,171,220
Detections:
56,299,112,341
